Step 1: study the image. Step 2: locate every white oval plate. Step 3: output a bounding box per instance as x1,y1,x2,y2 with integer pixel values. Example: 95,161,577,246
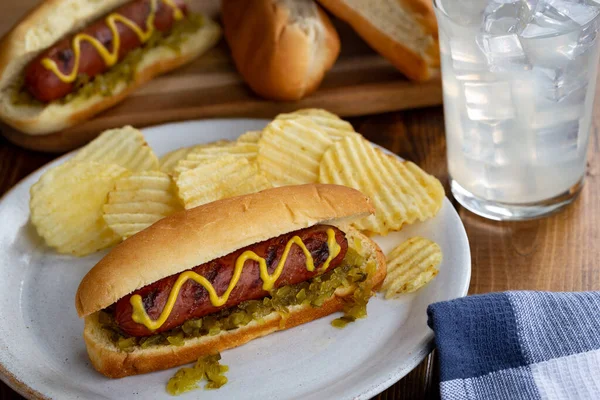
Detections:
0,119,470,400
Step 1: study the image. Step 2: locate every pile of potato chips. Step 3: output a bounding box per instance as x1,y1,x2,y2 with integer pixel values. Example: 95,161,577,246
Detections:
29,108,445,293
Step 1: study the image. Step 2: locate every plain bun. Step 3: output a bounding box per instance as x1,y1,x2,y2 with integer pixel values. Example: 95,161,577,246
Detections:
221,0,340,101
75,184,374,318
83,227,386,378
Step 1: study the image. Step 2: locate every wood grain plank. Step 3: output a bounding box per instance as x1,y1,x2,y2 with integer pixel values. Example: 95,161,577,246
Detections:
0,138,52,197
372,352,440,400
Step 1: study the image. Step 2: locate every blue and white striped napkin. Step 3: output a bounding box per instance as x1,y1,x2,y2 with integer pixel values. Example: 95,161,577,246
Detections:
427,291,600,400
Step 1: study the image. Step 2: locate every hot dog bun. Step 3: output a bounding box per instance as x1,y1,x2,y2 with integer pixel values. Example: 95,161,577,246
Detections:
221,0,340,101
76,184,374,317
316,0,439,81
0,0,221,136
84,228,384,378
76,184,386,378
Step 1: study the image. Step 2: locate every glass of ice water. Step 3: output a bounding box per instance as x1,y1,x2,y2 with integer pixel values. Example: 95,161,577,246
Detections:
434,0,600,220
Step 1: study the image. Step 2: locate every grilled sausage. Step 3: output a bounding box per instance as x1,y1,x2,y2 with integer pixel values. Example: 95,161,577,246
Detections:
24,0,187,102
114,225,348,337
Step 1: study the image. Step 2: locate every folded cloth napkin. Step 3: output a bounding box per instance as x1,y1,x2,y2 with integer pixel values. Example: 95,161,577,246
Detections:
427,291,600,400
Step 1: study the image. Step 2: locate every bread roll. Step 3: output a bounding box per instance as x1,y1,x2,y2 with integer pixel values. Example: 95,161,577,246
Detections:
317,0,439,81
0,0,221,136
76,184,374,317
76,184,386,378
221,0,341,101
84,228,385,378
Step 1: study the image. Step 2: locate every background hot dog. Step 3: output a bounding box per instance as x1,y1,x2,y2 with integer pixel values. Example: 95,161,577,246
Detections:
24,0,188,102
115,224,348,337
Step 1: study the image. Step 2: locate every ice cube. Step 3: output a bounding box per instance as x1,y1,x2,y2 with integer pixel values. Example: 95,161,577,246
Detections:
578,20,599,53
468,161,532,202
534,120,580,164
464,81,516,120
532,2,581,30
437,13,490,77
462,134,494,163
461,120,512,165
482,164,529,192
530,39,594,102
478,33,530,70
541,0,600,58
547,0,600,26
536,121,579,147
479,34,524,56
574,7,600,55
532,65,588,101
520,0,539,19
532,96,585,129
483,2,521,34
519,9,581,68
450,38,487,65
461,127,523,174
449,37,490,75
438,0,488,26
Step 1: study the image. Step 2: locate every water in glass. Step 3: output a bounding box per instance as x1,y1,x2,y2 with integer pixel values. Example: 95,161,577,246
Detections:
435,0,600,219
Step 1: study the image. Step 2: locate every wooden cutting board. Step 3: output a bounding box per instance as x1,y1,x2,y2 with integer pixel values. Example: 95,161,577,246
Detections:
0,0,443,152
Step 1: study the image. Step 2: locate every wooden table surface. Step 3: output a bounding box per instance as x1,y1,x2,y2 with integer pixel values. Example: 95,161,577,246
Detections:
1,2,600,400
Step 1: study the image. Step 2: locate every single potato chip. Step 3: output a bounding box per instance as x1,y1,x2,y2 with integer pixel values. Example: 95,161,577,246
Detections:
257,117,333,186
73,126,159,172
173,141,257,176
277,109,358,141
319,136,444,235
30,161,129,256
159,147,197,174
382,237,442,298
103,171,183,239
175,155,272,209
237,130,262,143
159,141,231,174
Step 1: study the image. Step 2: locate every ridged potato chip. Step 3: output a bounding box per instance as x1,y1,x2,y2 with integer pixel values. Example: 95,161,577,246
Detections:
257,117,333,186
30,161,129,256
173,141,258,176
319,136,444,235
103,171,182,239
175,155,272,209
159,141,231,174
277,109,358,141
73,126,159,172
159,147,197,174
382,237,442,298
237,131,262,143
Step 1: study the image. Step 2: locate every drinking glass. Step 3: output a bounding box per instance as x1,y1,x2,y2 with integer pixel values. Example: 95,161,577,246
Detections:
434,0,600,220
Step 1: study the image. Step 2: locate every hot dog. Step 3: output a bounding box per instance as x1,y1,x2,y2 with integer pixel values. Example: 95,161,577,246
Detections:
115,225,349,336
75,184,387,378
0,0,221,136
24,0,188,102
